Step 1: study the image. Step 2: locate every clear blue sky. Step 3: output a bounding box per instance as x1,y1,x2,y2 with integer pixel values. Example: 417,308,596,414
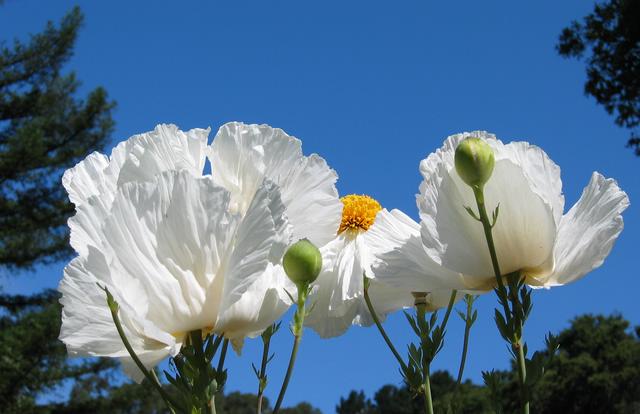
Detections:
1,1,638,413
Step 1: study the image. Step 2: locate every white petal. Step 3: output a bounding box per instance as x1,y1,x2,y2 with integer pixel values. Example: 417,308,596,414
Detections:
216,179,291,335
304,234,410,338
209,122,341,246
119,348,174,383
65,125,209,255
112,124,209,187
215,263,293,341
492,140,564,225
540,172,629,286
62,152,113,207
64,125,208,208
365,209,471,291
59,249,178,382
99,171,238,335
418,133,556,284
278,154,342,246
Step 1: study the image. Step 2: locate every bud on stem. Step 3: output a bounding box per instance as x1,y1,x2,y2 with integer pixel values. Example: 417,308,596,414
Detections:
454,137,495,188
283,239,322,287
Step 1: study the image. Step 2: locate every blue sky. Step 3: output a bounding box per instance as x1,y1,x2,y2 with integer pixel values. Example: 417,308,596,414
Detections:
1,1,638,413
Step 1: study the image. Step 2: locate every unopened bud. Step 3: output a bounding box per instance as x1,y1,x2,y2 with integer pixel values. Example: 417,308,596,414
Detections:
283,239,322,286
454,138,495,188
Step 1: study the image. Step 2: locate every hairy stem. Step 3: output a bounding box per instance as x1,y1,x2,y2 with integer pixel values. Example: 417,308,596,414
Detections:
415,301,434,414
516,341,529,414
103,288,183,413
455,298,473,389
273,285,308,413
363,276,408,372
472,186,529,414
423,368,434,414
256,331,273,414
440,290,457,331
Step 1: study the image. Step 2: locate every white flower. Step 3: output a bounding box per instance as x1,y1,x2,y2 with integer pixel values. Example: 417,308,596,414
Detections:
412,131,629,289
304,195,415,338
59,123,340,381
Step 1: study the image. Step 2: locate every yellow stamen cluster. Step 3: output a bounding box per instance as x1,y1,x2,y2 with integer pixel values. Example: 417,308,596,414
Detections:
338,194,382,234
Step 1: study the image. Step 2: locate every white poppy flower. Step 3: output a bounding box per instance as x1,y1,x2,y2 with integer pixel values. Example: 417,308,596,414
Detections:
304,195,415,338
59,124,304,381
414,131,629,289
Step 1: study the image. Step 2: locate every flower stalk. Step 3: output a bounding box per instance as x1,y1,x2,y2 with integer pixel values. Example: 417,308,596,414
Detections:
455,295,477,389
453,137,531,413
409,291,456,414
471,185,529,414
363,276,408,373
273,284,310,413
255,322,280,414
414,296,434,414
101,286,183,413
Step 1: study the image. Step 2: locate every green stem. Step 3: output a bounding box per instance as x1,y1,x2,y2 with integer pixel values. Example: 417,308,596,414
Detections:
472,187,529,414
190,330,210,401
210,394,217,414
516,341,529,414
256,332,273,414
423,367,434,414
440,290,457,331
103,288,183,413
455,298,473,389
472,186,510,318
415,301,434,414
363,276,408,373
273,285,308,413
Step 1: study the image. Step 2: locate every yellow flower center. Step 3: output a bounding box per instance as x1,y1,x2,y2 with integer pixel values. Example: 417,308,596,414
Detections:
338,194,382,234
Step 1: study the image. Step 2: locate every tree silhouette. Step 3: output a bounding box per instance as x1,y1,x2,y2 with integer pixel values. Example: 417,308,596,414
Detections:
0,6,115,269
557,0,640,154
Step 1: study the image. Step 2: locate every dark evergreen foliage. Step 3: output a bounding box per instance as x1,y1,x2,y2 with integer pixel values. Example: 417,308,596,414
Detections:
0,6,115,268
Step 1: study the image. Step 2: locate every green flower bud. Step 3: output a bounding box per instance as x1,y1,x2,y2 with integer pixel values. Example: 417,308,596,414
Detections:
454,137,495,188
283,239,322,286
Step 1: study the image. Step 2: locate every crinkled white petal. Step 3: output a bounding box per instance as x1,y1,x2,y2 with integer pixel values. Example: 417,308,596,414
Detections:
490,140,564,225
418,133,557,284
65,125,210,255
62,152,113,207
60,169,291,379
112,125,209,187
216,263,293,343
537,172,629,287
99,171,236,335
209,122,341,246
59,248,179,382
366,209,472,291
304,232,411,338
216,179,292,333
277,154,342,246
